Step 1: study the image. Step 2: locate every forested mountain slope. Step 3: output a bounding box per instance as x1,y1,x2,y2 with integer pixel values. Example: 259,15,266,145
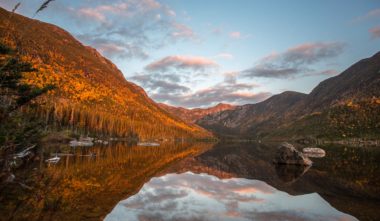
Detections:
0,7,211,139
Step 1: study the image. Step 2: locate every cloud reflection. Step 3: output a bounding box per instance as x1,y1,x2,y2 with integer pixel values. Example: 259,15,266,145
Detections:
105,172,357,221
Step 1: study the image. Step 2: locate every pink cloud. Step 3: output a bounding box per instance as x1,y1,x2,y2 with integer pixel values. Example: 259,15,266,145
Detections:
171,23,196,39
145,55,218,71
319,69,338,76
139,0,161,10
229,31,241,39
77,3,129,22
369,26,380,39
234,187,258,194
96,43,125,55
366,8,380,18
77,7,107,22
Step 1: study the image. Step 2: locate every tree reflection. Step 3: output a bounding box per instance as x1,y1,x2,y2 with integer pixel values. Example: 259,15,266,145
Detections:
0,142,214,220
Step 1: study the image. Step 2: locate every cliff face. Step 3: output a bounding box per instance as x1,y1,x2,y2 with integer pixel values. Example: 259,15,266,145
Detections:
0,7,211,139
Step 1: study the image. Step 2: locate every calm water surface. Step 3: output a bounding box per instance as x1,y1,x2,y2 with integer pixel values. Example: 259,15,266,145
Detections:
1,142,379,221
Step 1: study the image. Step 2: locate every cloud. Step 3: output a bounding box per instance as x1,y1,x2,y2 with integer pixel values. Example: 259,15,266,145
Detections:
152,78,269,108
369,26,380,39
354,8,380,22
212,27,223,35
77,35,149,59
317,69,338,76
243,42,345,78
229,31,241,39
130,70,269,108
131,74,190,94
170,23,196,40
145,56,218,72
66,0,196,60
229,31,251,39
364,8,380,19
76,3,129,23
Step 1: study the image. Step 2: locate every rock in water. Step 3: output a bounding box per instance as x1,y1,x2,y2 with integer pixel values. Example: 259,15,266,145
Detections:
303,147,326,158
303,147,325,154
273,142,312,166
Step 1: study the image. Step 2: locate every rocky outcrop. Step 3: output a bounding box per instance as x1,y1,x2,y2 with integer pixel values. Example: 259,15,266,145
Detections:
273,143,312,166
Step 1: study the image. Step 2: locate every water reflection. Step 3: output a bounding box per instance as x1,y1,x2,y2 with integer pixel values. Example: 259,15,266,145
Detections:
0,142,214,220
274,164,311,184
106,172,357,221
152,142,380,221
1,141,379,220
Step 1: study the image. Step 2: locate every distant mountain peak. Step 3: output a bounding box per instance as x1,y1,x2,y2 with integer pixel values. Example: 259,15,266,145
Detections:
159,103,236,123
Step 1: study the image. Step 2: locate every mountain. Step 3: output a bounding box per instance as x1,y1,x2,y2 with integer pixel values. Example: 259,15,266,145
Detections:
158,103,235,123
197,91,307,138
198,52,380,139
0,8,211,139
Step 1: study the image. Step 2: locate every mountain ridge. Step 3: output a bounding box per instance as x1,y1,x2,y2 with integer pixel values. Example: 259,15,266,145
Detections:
158,102,235,123
197,52,380,139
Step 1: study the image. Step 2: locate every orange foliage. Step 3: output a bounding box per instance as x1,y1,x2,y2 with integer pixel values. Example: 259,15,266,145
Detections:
19,55,209,139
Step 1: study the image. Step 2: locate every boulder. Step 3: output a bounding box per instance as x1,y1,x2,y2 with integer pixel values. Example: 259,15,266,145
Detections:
303,147,325,154
303,147,326,158
273,142,312,166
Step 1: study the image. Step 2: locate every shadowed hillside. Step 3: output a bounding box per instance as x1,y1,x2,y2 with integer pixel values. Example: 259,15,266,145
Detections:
198,52,380,140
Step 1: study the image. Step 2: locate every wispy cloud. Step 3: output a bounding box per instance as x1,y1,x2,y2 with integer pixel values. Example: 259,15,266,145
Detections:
243,42,345,78
369,26,380,39
170,23,196,40
229,31,251,39
77,35,149,59
353,8,380,22
67,0,196,60
131,74,190,94
229,31,241,39
145,55,218,72
76,3,129,23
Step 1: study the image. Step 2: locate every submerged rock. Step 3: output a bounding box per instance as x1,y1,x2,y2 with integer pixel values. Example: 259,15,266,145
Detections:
273,142,312,166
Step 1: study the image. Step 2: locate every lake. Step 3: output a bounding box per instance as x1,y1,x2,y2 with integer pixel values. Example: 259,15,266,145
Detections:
1,141,379,220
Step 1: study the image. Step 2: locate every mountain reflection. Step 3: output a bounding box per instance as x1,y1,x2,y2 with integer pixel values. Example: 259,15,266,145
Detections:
106,172,357,221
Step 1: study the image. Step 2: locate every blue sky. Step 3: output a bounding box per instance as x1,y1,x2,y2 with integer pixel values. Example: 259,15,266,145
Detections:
1,0,379,108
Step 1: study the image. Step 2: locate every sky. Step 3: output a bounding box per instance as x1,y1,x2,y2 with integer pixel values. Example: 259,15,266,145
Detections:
1,0,380,108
